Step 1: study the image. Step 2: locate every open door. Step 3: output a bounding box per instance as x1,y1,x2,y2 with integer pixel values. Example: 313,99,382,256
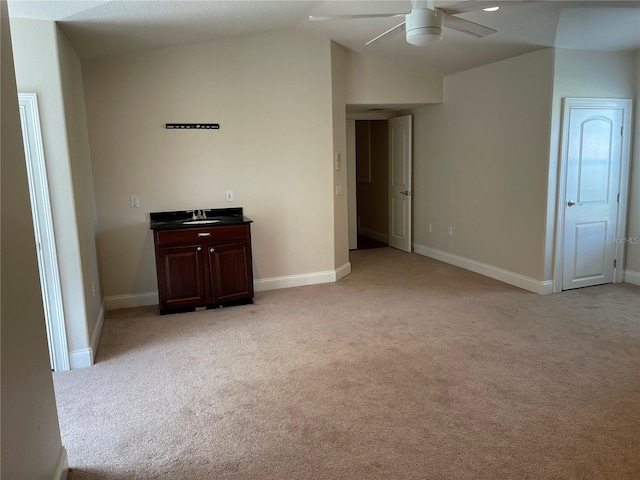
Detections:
388,115,412,252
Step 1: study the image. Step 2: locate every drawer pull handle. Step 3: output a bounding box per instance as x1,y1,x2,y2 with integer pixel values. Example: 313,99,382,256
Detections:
197,247,202,251
198,232,211,237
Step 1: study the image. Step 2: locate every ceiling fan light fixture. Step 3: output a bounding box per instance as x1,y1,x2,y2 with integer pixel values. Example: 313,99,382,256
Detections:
405,7,444,46
406,28,443,45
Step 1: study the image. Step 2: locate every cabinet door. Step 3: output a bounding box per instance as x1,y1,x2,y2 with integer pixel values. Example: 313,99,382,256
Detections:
208,242,253,303
157,245,206,308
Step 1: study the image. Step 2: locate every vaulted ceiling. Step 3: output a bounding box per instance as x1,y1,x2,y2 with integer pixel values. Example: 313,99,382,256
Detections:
8,0,640,75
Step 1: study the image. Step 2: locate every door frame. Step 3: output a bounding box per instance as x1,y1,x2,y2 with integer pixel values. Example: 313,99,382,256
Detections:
553,97,633,293
346,111,397,250
18,93,69,371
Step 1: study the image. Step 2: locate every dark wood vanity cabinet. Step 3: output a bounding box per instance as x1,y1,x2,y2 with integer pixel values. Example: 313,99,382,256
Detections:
153,224,253,314
156,244,207,309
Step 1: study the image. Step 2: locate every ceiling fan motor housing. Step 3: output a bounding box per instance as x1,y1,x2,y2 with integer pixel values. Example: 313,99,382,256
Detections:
406,8,444,46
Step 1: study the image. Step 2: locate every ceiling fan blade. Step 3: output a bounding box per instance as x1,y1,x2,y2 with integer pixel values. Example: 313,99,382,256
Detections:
440,1,529,15
365,21,407,46
444,15,496,37
309,13,406,22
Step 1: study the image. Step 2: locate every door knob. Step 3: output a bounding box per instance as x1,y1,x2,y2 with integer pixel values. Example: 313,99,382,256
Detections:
567,200,583,207
400,190,412,196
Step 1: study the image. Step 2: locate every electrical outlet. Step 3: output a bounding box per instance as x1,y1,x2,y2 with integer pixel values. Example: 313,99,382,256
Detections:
130,195,140,208
225,190,234,202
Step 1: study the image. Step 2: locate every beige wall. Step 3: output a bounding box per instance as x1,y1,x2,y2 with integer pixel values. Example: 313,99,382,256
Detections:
57,26,103,346
82,31,336,298
331,41,350,271
345,50,443,106
10,18,99,360
546,49,637,280
625,51,640,276
1,5,66,476
412,49,555,281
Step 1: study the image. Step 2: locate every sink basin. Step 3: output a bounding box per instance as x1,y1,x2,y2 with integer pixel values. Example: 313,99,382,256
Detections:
183,219,221,225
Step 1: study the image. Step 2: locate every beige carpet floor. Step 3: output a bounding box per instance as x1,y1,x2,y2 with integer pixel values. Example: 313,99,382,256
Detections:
54,248,640,479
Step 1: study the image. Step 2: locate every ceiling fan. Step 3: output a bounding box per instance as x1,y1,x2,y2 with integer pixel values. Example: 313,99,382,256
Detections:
309,0,518,46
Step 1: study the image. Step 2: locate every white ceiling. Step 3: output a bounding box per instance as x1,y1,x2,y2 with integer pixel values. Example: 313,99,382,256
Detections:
8,0,640,75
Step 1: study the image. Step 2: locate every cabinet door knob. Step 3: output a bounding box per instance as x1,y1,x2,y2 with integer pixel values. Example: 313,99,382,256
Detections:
197,246,202,251
209,247,215,253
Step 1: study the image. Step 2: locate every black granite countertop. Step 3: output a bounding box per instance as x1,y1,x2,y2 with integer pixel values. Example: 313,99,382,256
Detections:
149,207,252,230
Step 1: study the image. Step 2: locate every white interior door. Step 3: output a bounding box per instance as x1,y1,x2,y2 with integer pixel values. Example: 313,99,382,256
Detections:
561,101,627,290
388,115,412,252
19,93,69,371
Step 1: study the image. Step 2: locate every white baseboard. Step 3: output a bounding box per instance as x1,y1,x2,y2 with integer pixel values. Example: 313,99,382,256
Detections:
254,270,337,292
68,303,104,369
336,262,352,281
358,228,388,244
69,348,94,369
105,291,159,310
254,263,352,292
52,446,68,480
104,266,354,308
91,302,105,358
624,270,640,286
413,243,553,294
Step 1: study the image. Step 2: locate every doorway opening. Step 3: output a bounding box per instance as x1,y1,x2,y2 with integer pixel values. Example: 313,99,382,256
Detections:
348,114,413,253
354,119,389,250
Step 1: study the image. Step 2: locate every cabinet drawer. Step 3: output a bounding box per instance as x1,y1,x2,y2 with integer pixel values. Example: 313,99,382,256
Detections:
155,224,250,247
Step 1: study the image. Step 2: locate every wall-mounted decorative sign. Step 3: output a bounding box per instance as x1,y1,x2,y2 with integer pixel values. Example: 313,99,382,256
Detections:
165,123,220,130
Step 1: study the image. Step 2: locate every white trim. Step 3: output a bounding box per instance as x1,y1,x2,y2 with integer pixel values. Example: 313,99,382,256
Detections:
68,308,105,369
347,111,397,120
624,270,640,286
91,303,105,356
69,348,93,369
336,262,352,281
358,227,388,243
553,98,633,292
52,446,68,480
18,93,69,372
105,266,353,308
105,292,158,310
413,243,553,294
254,270,337,292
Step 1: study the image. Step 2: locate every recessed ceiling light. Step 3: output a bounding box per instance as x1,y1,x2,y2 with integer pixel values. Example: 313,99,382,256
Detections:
483,6,500,12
